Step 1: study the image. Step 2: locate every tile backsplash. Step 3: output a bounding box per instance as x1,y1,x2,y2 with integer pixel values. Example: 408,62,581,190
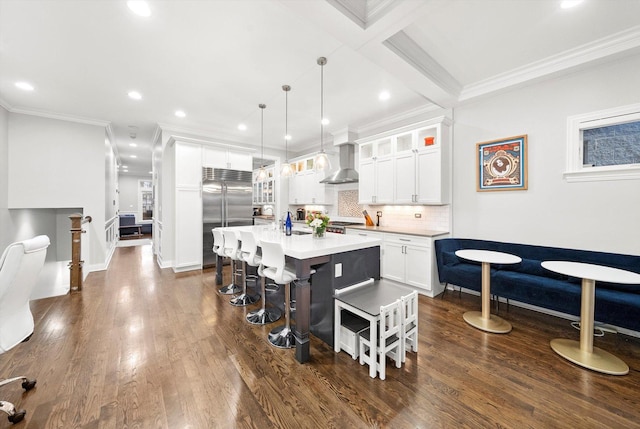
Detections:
333,189,450,232
337,190,363,217
363,204,450,231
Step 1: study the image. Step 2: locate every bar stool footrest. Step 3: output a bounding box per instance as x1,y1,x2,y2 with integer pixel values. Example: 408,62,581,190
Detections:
218,283,241,295
230,293,261,307
246,307,282,325
268,325,295,349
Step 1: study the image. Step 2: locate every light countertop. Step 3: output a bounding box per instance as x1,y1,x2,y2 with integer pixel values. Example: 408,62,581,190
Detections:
345,224,449,238
218,225,382,260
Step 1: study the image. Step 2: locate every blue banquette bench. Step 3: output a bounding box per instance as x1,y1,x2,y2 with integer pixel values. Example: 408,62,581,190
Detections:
434,238,640,333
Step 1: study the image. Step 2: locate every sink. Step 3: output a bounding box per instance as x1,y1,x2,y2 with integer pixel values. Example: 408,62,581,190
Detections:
292,230,311,235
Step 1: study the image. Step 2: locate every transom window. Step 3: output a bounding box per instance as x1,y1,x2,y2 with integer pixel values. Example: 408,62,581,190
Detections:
565,103,640,182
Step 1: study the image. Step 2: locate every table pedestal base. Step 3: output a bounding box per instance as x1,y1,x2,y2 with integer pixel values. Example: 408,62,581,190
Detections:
463,311,512,334
550,338,629,375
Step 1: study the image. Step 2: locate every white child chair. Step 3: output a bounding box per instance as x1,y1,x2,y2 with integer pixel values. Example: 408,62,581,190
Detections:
358,299,402,380
401,290,418,362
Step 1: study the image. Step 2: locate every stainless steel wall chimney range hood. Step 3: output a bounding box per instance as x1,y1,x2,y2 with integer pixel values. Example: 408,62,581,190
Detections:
320,143,359,184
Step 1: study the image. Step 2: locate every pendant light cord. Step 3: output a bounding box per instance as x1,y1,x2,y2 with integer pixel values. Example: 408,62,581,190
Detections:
259,103,266,165
284,85,289,160
320,59,324,153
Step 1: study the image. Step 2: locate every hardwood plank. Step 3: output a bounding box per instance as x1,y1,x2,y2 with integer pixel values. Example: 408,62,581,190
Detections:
1,243,640,428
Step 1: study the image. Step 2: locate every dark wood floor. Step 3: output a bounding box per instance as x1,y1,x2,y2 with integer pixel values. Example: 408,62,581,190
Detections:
2,244,640,428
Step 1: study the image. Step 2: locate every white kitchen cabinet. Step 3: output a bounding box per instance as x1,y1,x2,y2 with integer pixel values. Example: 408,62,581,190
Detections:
288,157,333,205
253,167,275,204
415,147,444,204
382,234,432,290
174,187,202,271
347,228,443,296
358,116,451,205
174,142,203,272
358,139,394,204
358,156,394,204
203,145,252,171
176,143,203,187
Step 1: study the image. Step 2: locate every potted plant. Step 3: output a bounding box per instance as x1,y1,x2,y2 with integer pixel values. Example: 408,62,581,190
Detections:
306,212,330,238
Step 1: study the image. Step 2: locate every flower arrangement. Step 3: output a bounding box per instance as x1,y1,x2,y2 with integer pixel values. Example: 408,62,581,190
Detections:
306,212,330,237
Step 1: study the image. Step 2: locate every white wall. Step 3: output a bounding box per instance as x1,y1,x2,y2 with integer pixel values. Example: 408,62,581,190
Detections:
1,107,74,298
8,113,109,269
452,54,640,255
118,174,151,220
0,105,10,251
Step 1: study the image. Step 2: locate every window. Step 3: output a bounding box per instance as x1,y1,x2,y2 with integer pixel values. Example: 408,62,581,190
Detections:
139,180,153,220
565,103,640,182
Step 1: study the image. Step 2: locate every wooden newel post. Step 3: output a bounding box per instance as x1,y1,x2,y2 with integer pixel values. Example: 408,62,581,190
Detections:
69,213,92,292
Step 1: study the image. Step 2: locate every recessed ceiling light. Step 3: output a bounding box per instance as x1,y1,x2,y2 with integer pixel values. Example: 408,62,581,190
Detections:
285,134,292,141
148,171,153,174
379,91,390,101
129,143,137,147
321,118,330,126
15,81,34,91
127,1,151,17
128,91,142,100
175,110,186,118
130,155,137,158
561,0,584,9
238,123,247,131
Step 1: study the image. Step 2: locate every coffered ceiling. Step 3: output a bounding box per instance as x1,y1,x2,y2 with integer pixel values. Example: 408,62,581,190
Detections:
1,0,639,176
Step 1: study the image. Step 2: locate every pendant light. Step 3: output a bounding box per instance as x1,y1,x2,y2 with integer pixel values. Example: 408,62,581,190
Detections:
280,85,294,177
255,103,268,183
314,57,331,172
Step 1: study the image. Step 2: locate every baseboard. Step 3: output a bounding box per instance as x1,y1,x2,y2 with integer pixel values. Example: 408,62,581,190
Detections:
443,284,640,339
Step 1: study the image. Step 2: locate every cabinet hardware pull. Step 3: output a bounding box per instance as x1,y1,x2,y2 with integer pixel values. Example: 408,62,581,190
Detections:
400,238,410,242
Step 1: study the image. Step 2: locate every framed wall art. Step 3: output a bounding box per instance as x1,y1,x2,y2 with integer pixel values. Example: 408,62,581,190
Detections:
476,135,528,192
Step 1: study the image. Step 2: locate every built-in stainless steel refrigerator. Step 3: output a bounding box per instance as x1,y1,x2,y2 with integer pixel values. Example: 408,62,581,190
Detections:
202,167,254,268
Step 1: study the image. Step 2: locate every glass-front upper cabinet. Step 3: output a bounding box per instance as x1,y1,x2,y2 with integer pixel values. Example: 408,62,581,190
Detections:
395,132,413,154
417,127,438,148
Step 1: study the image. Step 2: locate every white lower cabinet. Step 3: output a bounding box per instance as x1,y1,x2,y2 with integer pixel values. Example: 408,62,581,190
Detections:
383,234,432,290
346,229,442,297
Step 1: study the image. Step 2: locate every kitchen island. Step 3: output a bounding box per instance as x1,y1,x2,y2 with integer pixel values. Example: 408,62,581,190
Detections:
216,226,382,363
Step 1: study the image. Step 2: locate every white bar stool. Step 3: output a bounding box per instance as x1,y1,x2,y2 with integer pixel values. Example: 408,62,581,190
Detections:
261,240,297,349
228,230,260,307
241,230,282,324
219,230,243,296
212,229,239,295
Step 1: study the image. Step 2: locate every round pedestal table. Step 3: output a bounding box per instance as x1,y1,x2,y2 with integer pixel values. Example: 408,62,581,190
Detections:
541,261,640,375
455,249,522,334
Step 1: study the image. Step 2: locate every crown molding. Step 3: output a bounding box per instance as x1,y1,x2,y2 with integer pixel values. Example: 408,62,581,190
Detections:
105,123,120,162
156,122,252,147
460,25,640,101
355,103,446,138
9,106,110,127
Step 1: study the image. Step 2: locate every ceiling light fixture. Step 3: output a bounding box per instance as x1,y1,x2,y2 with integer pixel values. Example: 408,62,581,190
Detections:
238,123,247,131
379,91,391,101
175,110,186,118
127,1,151,17
129,143,137,147
15,81,34,91
255,104,268,183
560,0,584,9
314,57,331,172
130,155,137,158
128,91,142,100
281,85,294,177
